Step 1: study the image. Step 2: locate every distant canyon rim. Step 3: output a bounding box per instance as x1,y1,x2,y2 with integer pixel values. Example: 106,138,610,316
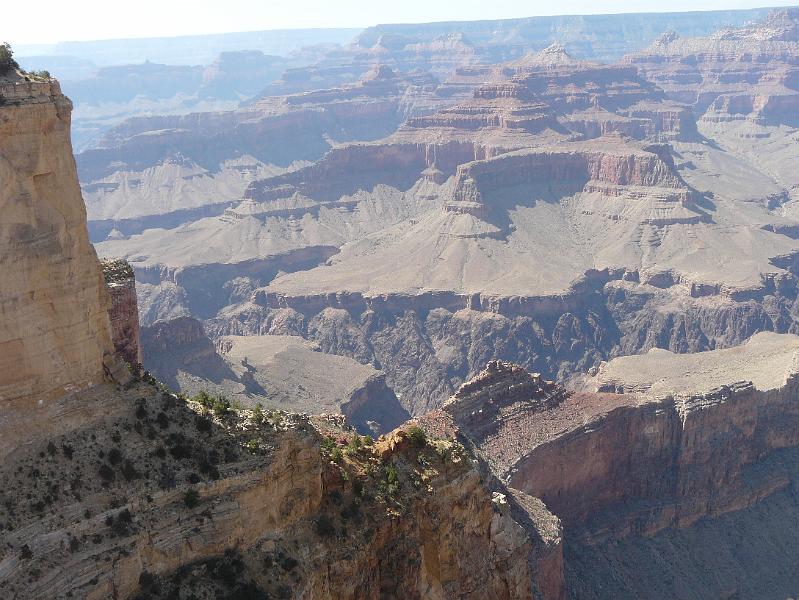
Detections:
77,7,799,422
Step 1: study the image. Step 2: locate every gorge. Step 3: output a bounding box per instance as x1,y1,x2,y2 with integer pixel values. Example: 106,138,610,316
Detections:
4,5,799,599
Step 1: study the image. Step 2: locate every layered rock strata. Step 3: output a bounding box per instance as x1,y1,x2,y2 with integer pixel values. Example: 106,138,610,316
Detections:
102,258,142,366
77,66,451,235
0,73,116,422
0,377,536,600
430,338,799,598
91,11,799,424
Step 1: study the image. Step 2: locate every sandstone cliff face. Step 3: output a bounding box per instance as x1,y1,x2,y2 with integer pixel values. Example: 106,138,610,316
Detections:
0,75,115,425
436,351,799,599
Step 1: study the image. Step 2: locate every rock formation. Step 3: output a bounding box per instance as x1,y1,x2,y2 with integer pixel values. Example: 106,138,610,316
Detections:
140,316,409,434
424,337,799,598
0,71,118,448
102,259,142,366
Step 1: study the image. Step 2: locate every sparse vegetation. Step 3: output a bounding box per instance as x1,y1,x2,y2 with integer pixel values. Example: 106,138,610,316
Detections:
0,43,18,76
109,508,133,536
406,426,427,447
315,515,335,537
19,544,32,560
385,463,399,485
212,396,231,418
27,70,50,80
321,437,336,453
98,464,115,482
251,404,264,425
183,488,200,508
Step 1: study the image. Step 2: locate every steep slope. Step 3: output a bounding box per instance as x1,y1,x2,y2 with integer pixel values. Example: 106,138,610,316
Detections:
0,71,117,449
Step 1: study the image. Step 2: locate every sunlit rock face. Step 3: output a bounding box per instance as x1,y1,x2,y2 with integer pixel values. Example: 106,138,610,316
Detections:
0,72,115,437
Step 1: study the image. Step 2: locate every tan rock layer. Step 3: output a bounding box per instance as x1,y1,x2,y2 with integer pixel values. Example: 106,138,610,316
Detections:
0,78,114,416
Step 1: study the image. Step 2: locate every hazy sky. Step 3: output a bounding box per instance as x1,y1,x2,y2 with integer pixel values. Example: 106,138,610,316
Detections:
5,0,798,44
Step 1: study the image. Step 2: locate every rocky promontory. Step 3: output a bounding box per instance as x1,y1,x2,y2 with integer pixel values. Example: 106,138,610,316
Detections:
423,335,799,598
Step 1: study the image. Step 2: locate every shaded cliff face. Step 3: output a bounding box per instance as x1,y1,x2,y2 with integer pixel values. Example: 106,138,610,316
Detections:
0,74,114,426
102,258,142,366
436,344,799,599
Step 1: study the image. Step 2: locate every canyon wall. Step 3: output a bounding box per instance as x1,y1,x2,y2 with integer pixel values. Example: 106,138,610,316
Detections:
435,344,799,598
0,75,115,418
0,375,539,600
209,271,799,416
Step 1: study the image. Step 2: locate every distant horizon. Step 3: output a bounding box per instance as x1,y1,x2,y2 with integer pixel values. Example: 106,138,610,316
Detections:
6,0,799,47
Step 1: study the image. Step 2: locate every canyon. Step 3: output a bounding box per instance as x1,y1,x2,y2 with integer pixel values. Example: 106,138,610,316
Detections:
421,335,799,599
88,9,799,421
0,65,538,600
5,5,799,599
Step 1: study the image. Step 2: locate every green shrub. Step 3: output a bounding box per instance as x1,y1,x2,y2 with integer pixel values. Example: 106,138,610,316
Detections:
383,463,400,495
0,43,18,75
212,396,231,418
193,390,214,408
406,426,427,447
321,437,336,453
252,404,264,425
183,489,200,508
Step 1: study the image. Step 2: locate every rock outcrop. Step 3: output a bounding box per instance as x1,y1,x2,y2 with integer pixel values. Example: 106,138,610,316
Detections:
0,73,116,432
428,338,799,598
102,258,142,366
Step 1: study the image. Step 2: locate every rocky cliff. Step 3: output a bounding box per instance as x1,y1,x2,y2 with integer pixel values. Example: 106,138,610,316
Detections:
430,340,799,598
0,73,117,439
0,375,537,599
102,258,142,366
